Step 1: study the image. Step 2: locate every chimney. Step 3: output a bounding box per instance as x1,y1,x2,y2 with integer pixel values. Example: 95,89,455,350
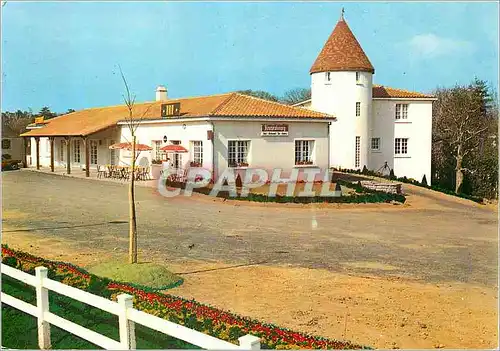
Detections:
156,86,168,101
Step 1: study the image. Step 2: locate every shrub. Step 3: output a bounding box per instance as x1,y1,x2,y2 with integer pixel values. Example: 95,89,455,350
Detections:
421,174,428,186
389,169,396,180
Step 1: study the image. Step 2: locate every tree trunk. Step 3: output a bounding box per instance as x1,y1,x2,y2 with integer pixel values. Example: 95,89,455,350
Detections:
455,145,464,194
129,135,138,264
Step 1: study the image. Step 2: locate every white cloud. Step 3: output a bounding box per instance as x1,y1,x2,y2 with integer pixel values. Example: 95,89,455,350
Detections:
407,33,475,59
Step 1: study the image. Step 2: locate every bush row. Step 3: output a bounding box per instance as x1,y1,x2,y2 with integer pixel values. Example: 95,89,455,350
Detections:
331,167,484,204
165,179,406,204
1,245,370,350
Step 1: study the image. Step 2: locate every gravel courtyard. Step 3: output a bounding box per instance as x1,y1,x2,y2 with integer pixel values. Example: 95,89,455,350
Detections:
2,170,498,348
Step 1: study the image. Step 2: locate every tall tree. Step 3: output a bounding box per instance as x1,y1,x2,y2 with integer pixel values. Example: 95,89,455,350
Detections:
37,106,57,120
281,88,311,105
237,89,279,102
433,80,492,194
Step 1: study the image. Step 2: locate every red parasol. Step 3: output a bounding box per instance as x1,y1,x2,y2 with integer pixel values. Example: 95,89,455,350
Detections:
160,144,188,153
109,142,152,151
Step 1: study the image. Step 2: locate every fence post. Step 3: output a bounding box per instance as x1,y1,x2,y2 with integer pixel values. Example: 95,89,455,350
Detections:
35,266,51,349
238,335,260,350
117,294,136,350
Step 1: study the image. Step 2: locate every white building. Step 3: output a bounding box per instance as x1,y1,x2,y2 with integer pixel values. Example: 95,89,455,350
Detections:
22,92,334,182
295,12,435,183
22,12,434,184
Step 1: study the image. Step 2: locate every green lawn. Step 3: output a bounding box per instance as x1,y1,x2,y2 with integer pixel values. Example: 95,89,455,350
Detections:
1,275,199,349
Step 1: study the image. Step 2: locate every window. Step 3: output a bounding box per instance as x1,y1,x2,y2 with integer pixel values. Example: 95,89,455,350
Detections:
191,141,203,166
110,140,117,165
395,104,408,120
371,137,380,151
295,140,314,165
73,140,81,163
228,140,250,167
395,138,408,155
356,72,360,83
2,139,11,149
89,140,98,165
325,72,331,82
152,140,162,160
60,140,65,161
355,136,360,168
356,102,361,116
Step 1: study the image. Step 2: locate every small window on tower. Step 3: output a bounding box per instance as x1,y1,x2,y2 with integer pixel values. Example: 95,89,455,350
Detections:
325,72,331,82
356,72,360,83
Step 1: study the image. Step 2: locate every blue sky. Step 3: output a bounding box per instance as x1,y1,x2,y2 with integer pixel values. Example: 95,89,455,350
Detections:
1,1,498,113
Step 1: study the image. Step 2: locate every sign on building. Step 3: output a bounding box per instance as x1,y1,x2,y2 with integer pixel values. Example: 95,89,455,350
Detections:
261,124,289,136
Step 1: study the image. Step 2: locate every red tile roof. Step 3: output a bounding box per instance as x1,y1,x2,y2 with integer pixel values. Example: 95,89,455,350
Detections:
21,93,333,137
310,18,374,74
372,85,435,99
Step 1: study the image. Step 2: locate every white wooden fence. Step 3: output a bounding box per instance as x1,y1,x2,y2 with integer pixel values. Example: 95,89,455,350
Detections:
1,264,260,350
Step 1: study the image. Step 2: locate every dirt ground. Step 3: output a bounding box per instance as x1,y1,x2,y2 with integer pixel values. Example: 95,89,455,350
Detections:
3,230,497,350
2,170,498,349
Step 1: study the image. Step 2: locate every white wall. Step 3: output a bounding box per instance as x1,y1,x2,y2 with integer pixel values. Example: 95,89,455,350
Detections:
213,120,330,182
370,100,432,184
120,121,213,170
311,71,372,170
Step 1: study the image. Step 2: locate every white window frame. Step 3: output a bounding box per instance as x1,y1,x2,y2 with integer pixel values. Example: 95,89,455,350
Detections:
371,137,380,151
356,102,361,117
295,139,314,166
228,140,250,167
355,136,361,168
191,140,203,166
73,140,81,163
109,140,117,165
152,140,162,161
60,139,65,161
395,138,409,156
395,103,409,120
90,140,98,165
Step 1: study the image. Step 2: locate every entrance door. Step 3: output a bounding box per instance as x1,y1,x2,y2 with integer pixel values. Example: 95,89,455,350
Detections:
171,141,182,169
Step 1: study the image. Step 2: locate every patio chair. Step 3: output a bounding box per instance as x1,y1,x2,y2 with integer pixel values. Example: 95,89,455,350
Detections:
97,165,106,179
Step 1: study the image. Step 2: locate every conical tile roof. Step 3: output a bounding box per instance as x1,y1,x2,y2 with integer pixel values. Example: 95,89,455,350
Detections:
310,17,374,74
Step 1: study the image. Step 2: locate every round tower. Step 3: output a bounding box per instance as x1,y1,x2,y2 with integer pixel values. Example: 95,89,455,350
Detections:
310,10,374,170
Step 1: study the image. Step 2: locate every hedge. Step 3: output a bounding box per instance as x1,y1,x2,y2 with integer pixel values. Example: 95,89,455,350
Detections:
165,179,406,204
1,245,371,350
331,167,484,204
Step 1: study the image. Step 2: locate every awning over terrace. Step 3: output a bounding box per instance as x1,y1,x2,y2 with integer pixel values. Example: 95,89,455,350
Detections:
160,145,188,153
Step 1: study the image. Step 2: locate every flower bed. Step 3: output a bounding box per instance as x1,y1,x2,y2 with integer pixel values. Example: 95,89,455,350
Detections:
165,179,406,204
332,167,484,204
1,245,371,349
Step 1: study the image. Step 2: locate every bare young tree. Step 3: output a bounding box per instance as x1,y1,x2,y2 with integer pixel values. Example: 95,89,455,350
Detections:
281,88,311,105
433,84,488,193
118,67,153,264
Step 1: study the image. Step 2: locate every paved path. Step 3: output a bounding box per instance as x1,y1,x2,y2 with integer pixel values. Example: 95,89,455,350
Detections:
2,170,498,286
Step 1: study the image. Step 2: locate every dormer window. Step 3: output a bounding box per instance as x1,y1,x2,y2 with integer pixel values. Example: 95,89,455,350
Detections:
325,72,331,82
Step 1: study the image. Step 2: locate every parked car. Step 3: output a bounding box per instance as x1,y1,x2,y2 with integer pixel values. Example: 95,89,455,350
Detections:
2,154,21,171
